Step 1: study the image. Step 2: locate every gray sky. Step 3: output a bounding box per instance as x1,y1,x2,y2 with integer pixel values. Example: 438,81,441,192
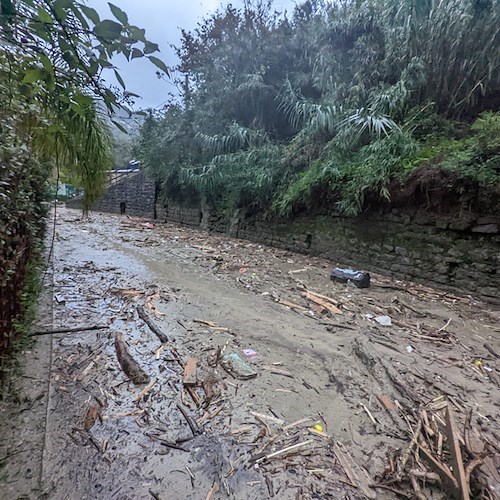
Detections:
87,0,297,109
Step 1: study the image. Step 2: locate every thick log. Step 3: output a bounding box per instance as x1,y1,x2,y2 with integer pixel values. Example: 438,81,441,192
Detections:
114,333,150,384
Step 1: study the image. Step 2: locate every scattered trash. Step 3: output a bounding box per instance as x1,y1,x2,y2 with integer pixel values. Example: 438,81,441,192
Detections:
55,294,66,304
239,267,248,273
375,315,392,326
242,348,257,358
330,267,371,288
220,352,257,380
33,209,500,500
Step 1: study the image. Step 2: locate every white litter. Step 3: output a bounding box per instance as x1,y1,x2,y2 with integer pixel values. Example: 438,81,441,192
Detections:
375,315,392,326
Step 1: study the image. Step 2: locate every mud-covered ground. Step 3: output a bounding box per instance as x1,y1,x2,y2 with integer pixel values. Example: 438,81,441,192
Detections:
1,208,499,499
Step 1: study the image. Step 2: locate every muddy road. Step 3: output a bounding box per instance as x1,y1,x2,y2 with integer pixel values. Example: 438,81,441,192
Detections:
1,208,499,499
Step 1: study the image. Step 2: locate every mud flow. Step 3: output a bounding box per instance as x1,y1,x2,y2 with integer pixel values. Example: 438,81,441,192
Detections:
1,208,499,499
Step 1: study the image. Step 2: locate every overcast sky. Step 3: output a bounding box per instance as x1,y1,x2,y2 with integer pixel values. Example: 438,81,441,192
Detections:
86,0,297,109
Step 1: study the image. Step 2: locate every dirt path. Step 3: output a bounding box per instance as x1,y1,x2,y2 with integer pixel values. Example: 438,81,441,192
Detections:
1,208,499,499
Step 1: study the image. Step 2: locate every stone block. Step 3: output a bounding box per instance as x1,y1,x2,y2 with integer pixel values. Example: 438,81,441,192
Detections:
472,224,498,234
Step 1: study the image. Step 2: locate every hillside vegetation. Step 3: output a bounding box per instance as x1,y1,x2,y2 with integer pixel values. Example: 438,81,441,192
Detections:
0,0,162,362
136,0,500,217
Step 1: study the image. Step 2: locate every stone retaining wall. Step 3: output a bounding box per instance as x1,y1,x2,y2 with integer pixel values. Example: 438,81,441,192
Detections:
156,202,500,303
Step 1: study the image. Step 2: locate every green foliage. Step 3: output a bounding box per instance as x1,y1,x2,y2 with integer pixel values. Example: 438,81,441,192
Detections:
180,144,284,211
136,0,500,218
0,1,160,360
1,0,165,111
274,130,420,216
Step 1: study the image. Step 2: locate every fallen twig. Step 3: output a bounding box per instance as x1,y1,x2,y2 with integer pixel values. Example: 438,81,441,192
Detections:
205,481,218,500
137,305,169,343
437,318,452,332
31,325,108,336
257,440,313,463
359,402,379,428
134,378,157,402
397,418,422,481
177,404,201,435
251,411,285,426
102,409,144,420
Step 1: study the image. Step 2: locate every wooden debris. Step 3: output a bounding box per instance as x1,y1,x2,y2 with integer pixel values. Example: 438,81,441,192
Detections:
77,361,95,381
437,318,452,332
359,402,379,428
302,290,342,315
202,373,220,408
186,386,201,407
112,288,144,298
444,407,470,500
377,394,396,412
177,404,201,435
155,345,165,360
484,343,500,359
307,428,331,439
137,305,169,343
114,333,150,384
283,417,315,431
277,299,309,312
263,366,294,378
31,325,108,336
231,425,254,435
205,482,219,500
83,405,100,430
397,419,422,481
418,446,458,495
257,439,313,463
103,409,145,420
193,319,217,327
145,292,165,318
160,440,189,452
183,358,197,386
251,411,285,426
332,442,376,498
134,378,157,402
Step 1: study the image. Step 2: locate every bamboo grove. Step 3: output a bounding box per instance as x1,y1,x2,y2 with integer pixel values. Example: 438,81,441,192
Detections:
135,0,500,217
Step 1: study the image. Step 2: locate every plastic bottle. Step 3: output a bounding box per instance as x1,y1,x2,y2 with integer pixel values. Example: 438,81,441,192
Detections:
330,267,370,288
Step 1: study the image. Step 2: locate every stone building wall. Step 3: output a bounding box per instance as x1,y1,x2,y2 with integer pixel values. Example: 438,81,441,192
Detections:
67,171,155,218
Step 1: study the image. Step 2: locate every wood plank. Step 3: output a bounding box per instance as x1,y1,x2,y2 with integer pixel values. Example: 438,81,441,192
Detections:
302,291,342,315
377,394,396,412
445,407,470,500
419,446,459,497
183,357,197,386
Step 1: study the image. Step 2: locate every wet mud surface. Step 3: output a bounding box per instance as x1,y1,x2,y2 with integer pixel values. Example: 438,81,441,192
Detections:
1,208,499,499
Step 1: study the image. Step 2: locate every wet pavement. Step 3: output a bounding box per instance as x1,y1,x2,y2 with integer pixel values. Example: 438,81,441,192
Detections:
1,207,499,499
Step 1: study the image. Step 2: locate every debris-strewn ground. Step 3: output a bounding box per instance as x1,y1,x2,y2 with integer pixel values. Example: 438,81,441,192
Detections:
1,207,499,500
